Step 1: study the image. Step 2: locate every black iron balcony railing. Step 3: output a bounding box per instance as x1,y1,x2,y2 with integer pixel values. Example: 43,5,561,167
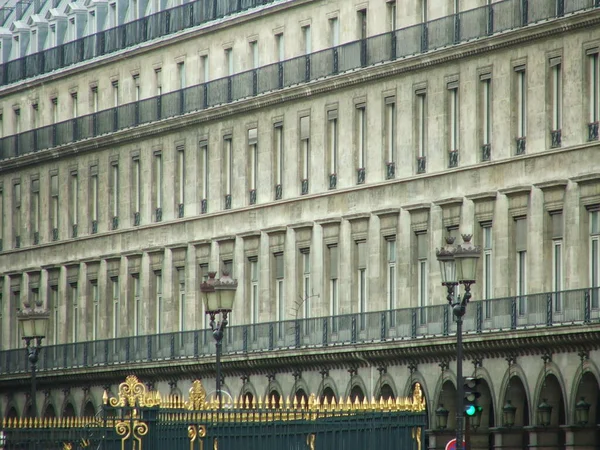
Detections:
0,0,282,88
0,0,596,163
0,287,597,376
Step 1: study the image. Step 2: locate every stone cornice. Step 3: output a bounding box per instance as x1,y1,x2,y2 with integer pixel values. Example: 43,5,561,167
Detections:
1,324,598,391
2,11,600,173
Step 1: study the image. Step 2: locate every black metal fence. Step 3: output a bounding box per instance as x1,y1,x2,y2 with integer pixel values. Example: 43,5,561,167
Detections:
0,375,428,450
0,0,597,162
0,287,597,376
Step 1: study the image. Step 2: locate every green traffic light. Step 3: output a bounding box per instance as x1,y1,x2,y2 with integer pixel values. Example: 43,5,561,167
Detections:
465,405,476,416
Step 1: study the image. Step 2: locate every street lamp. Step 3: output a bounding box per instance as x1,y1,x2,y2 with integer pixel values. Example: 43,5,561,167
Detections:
200,270,238,409
575,397,591,426
436,234,481,448
435,404,450,430
17,306,50,418
502,399,517,428
537,399,552,427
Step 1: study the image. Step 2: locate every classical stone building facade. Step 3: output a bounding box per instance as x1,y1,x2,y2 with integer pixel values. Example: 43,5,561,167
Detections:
0,0,599,448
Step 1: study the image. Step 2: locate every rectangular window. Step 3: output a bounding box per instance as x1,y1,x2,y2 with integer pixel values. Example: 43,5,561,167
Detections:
302,250,311,320
155,68,163,96
329,245,339,317
111,162,119,223
13,182,21,246
516,217,527,315
155,272,163,333
225,48,233,76
132,157,140,220
591,210,600,309
250,258,259,325
91,168,98,228
516,66,527,139
387,238,396,312
133,74,140,101
91,281,99,341
551,212,563,312
589,52,599,126
71,283,78,343
248,128,258,200
51,286,59,345
274,123,283,195
384,97,396,172
481,75,491,148
133,275,141,335
302,25,311,55
416,91,427,160
300,116,310,194
112,277,119,339
91,87,98,113
200,56,209,83
31,179,40,242
71,93,78,118
274,252,284,335
357,9,367,40
250,41,259,69
14,109,20,134
388,1,396,31
70,173,77,236
178,268,185,332
357,241,367,330
330,17,339,47
276,33,284,62
550,58,562,144
177,61,186,90
224,137,233,197
356,105,366,177
51,98,58,124
112,81,119,107
154,152,163,220
482,223,493,318
327,110,338,181
417,232,428,324
109,2,116,27
200,141,209,204
50,174,58,239
421,0,428,22
177,147,185,214
448,85,459,152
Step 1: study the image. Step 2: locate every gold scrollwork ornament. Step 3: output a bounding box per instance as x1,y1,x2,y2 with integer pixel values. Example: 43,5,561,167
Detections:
306,433,316,450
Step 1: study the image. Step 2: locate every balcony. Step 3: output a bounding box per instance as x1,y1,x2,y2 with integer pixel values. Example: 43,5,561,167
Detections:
0,0,595,164
0,287,596,377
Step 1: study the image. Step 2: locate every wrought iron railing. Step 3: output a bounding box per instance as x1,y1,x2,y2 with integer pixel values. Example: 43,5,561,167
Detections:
0,287,597,376
0,0,597,163
0,0,282,87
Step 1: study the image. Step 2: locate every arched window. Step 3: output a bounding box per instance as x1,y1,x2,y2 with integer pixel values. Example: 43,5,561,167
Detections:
379,384,395,401
320,387,336,405
63,403,76,417
350,385,365,404
43,404,56,418
267,390,281,409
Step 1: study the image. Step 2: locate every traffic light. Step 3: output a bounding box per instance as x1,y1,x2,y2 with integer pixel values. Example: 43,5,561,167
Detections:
463,377,482,416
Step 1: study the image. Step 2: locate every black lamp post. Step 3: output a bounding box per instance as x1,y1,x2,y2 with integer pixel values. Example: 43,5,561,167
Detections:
17,306,50,418
200,270,238,409
436,235,481,448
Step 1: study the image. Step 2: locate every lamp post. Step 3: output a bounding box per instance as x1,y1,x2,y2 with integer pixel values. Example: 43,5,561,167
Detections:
17,306,50,418
200,271,238,409
436,235,481,449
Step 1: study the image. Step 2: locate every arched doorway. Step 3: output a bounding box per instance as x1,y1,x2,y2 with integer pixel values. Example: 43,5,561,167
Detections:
6,406,18,419
350,385,365,404
83,401,95,417
242,391,254,408
536,373,566,448
435,379,457,446
63,402,76,418
321,387,336,405
43,404,56,418
295,388,309,409
501,375,530,448
379,384,395,401
469,377,495,450
267,390,281,409
573,371,600,447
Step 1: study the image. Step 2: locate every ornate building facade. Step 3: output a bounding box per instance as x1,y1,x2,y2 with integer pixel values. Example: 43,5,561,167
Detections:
0,0,599,448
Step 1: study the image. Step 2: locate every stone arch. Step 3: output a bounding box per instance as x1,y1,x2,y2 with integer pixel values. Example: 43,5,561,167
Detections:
290,378,310,402
317,376,339,403
497,362,533,426
470,367,496,431
264,380,283,408
81,392,97,418
43,403,57,418
403,370,430,400
532,362,568,427
570,357,600,425
62,401,77,418
345,375,368,403
431,366,457,427
239,381,258,408
374,373,397,400
5,403,19,419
